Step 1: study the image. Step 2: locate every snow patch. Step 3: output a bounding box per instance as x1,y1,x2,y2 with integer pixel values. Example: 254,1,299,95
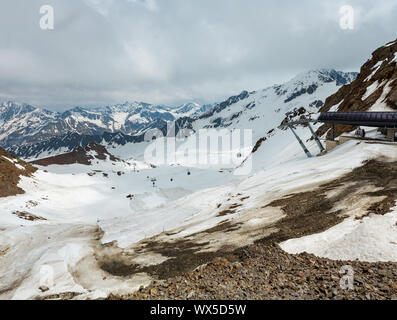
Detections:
281,208,397,262
362,81,380,100
369,81,394,111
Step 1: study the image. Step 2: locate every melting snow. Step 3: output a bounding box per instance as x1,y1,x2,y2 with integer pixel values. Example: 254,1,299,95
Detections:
362,81,380,100
369,81,394,112
2,156,16,163
281,208,397,262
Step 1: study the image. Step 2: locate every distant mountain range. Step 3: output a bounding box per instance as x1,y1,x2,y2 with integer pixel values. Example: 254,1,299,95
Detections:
0,100,209,147
1,69,358,159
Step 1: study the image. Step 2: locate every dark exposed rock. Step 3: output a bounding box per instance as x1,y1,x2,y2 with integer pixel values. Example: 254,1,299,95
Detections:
30,142,120,166
284,84,318,103
0,147,37,198
106,158,397,301
109,245,397,301
317,39,397,139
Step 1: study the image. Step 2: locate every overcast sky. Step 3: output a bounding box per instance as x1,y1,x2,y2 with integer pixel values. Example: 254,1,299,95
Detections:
0,0,396,110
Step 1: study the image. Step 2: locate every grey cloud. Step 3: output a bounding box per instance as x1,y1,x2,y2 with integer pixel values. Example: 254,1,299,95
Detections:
0,0,396,110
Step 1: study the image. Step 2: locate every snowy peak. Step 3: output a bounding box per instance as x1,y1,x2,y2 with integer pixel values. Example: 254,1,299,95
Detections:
0,100,208,154
61,101,176,135
0,69,356,160
193,69,357,135
0,101,60,147
171,102,215,118
89,101,169,114
174,102,201,116
198,91,251,120
0,101,55,122
290,69,357,86
272,69,358,104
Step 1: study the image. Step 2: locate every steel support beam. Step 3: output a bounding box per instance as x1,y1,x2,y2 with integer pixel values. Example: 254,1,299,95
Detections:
308,123,325,152
387,129,396,142
289,126,312,158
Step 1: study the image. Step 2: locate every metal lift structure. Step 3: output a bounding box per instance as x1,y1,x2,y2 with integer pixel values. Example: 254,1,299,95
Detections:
283,112,397,158
280,119,325,158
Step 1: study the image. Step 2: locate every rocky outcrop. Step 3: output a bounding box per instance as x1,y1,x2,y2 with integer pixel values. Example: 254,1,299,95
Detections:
8,131,142,160
118,245,397,300
317,39,397,139
31,142,120,167
0,147,37,198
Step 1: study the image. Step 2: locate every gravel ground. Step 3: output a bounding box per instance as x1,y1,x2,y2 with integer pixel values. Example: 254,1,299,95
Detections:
106,159,397,300
109,244,397,300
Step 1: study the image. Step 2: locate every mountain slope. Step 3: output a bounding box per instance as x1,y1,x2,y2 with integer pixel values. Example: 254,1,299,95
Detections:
31,142,121,167
2,69,357,161
192,69,358,141
101,69,357,173
317,38,397,138
1,40,397,301
0,147,36,198
0,102,61,147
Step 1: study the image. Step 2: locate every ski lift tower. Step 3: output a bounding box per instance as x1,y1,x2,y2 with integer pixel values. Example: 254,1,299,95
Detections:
280,116,325,158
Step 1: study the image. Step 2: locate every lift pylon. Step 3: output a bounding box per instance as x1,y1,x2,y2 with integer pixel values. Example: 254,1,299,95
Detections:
288,126,312,158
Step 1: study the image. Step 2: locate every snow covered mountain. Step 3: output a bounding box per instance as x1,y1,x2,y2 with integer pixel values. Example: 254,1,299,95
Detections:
192,69,357,139
105,68,358,171
3,40,397,301
2,69,357,160
173,102,215,117
0,102,64,148
0,101,205,156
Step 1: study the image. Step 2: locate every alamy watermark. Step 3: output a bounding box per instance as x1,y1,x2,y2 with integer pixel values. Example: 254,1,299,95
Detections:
38,5,355,32
40,5,54,30
339,265,355,291
143,123,253,176
339,5,355,30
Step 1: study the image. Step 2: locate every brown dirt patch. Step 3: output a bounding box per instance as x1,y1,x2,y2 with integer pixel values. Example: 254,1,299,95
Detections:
12,211,47,221
31,142,120,167
97,221,243,279
0,246,10,257
217,209,236,217
104,159,397,299
0,147,37,198
258,159,397,244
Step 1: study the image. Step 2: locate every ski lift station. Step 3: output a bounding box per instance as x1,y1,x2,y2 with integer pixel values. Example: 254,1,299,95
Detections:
283,112,397,158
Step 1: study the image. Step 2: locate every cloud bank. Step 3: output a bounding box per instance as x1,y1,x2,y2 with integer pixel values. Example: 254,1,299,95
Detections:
0,0,396,110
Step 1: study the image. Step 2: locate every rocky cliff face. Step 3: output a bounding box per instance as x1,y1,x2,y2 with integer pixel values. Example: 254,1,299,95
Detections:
317,39,397,138
0,147,37,197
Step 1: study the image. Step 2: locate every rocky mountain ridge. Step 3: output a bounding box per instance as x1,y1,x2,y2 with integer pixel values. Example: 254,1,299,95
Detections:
317,39,397,138
1,69,358,159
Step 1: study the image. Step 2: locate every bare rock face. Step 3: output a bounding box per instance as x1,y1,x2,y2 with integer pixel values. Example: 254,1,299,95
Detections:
30,142,120,167
317,39,397,139
0,147,37,198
